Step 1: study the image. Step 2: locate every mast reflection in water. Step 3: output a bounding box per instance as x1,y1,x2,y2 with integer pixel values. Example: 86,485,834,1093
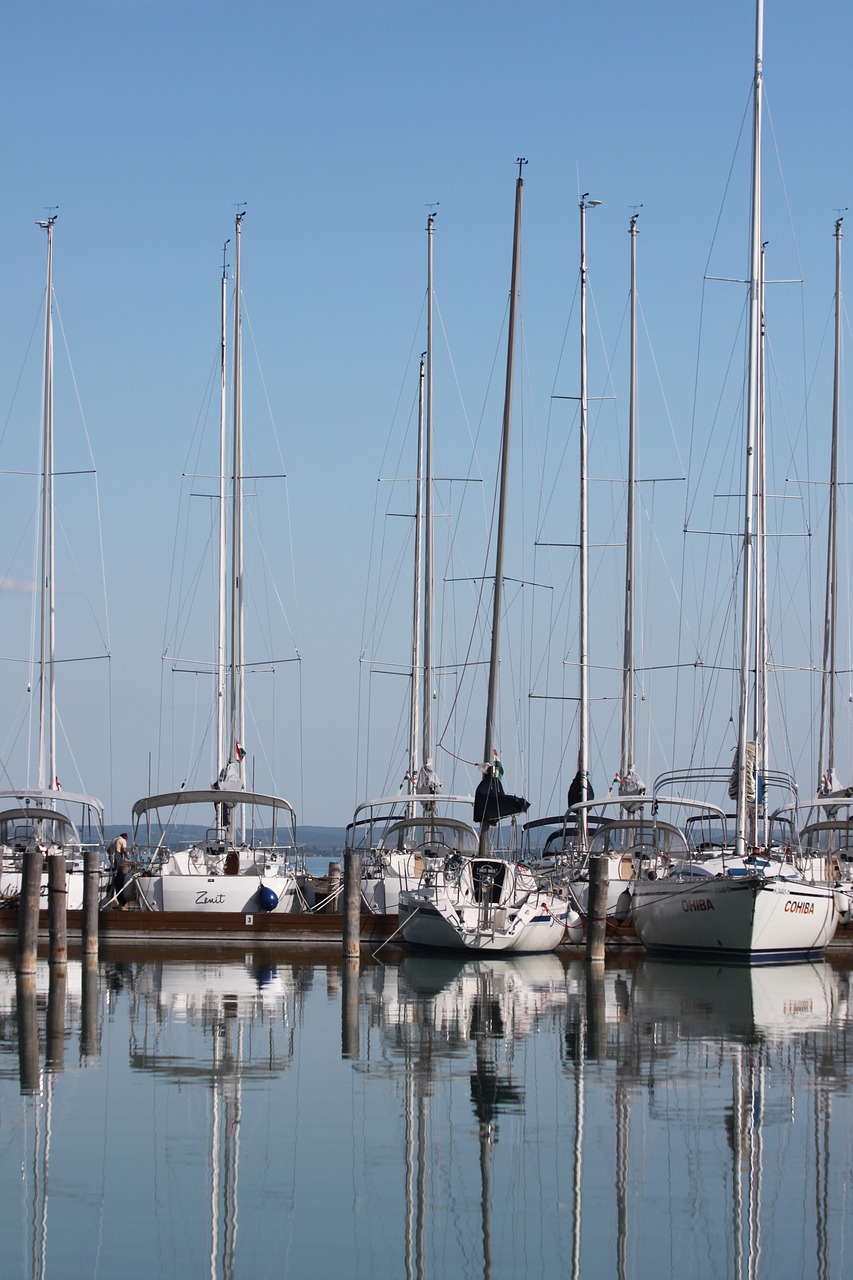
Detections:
0,950,851,1279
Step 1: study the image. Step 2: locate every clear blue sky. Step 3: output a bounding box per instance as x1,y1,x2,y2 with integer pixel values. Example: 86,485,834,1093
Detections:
0,0,850,828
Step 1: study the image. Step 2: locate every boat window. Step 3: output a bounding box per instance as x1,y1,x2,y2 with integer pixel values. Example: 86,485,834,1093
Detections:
801,822,853,856
685,815,731,851
378,819,478,856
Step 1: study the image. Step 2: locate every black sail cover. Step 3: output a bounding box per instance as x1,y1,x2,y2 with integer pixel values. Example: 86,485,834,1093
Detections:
474,772,530,826
567,770,594,809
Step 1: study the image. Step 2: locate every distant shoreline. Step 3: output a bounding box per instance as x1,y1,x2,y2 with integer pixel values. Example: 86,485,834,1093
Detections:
106,824,346,855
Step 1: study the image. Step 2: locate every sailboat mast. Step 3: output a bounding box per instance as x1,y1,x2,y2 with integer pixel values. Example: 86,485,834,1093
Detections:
577,194,599,844
735,0,764,858
230,210,246,778
620,213,639,786
217,239,229,776
481,162,525,779
756,242,769,842
37,215,57,794
817,217,843,790
422,212,436,780
408,353,426,806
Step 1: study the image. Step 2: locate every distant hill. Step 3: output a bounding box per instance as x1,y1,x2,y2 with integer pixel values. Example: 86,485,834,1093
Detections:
297,826,346,854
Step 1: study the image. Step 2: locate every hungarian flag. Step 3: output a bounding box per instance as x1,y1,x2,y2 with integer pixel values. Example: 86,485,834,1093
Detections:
235,741,246,761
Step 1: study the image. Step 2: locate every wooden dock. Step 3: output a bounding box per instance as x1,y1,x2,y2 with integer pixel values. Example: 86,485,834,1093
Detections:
2,902,849,953
0,905,400,948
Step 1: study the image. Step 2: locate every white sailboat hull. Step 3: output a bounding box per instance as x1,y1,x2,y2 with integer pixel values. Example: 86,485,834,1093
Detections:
566,870,634,923
399,859,581,954
0,852,107,912
135,866,298,914
130,791,301,915
399,895,574,953
1,870,87,912
361,851,424,914
631,875,839,961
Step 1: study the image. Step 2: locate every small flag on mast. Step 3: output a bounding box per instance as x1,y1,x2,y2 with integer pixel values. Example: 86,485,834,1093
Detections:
235,741,246,761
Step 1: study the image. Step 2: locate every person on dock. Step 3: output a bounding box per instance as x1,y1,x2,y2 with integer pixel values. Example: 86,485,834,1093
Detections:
108,832,133,909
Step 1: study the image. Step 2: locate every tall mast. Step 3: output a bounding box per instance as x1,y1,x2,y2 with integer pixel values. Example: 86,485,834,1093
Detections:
735,0,764,858
756,241,769,843
408,353,426,809
422,212,436,783
230,210,246,779
479,160,525,847
620,213,639,791
217,238,230,776
817,217,844,792
36,214,57,794
577,194,600,846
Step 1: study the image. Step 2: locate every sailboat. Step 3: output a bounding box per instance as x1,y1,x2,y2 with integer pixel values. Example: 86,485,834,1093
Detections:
522,193,603,885
396,165,581,953
133,213,302,914
353,218,456,916
526,209,655,929
0,216,106,912
630,0,840,960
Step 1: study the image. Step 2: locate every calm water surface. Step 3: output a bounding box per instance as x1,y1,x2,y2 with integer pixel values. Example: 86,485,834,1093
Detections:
1,947,851,1279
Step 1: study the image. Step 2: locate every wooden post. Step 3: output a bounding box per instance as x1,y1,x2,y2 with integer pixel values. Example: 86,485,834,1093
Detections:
82,846,100,960
17,846,44,976
341,956,360,1059
585,853,609,963
342,849,362,960
585,955,607,1061
46,964,67,1071
16,972,40,1095
80,957,100,1061
326,861,342,914
47,852,68,967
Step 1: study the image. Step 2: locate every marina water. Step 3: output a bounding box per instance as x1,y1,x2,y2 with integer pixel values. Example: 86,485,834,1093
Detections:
1,948,851,1279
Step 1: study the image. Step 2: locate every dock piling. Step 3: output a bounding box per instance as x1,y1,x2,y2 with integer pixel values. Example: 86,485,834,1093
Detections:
585,958,607,1060
46,964,67,1071
342,849,362,961
17,846,44,976
47,851,68,967
341,956,360,1059
82,846,100,960
80,957,100,1061
326,861,342,913
16,972,40,1095
585,853,609,963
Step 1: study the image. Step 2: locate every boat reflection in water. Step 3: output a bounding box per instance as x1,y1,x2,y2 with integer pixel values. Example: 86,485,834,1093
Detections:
1,949,852,1279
